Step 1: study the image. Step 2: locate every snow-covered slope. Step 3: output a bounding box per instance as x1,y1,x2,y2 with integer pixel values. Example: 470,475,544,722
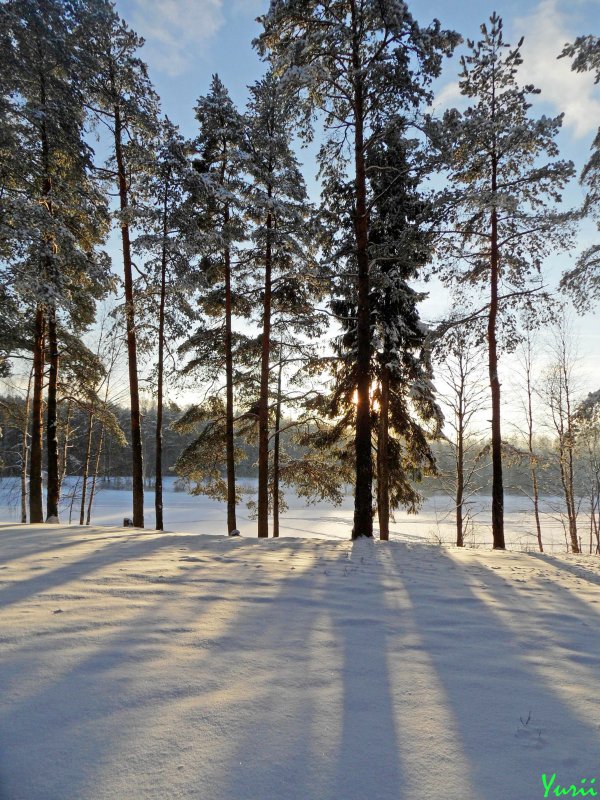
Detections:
1,523,599,800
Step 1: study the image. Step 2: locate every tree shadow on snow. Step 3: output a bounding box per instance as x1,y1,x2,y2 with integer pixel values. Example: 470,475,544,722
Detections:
389,545,600,800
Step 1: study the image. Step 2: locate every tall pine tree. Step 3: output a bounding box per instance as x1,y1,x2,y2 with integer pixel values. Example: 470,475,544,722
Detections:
431,14,575,549
87,4,160,527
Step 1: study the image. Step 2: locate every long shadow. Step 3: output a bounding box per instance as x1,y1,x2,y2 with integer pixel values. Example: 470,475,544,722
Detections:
1,537,341,799
392,545,600,800
0,529,95,566
206,539,404,800
0,538,268,800
176,541,361,800
331,540,403,800
461,554,600,694
0,531,205,609
529,551,600,589
200,543,342,800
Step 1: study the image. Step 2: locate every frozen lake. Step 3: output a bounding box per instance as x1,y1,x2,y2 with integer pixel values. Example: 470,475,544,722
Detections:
0,477,593,553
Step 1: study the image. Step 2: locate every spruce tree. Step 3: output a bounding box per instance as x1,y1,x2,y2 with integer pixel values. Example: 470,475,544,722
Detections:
257,0,458,538
326,123,442,539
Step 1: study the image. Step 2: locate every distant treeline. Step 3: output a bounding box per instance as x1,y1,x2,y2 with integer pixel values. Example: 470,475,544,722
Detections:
0,393,586,498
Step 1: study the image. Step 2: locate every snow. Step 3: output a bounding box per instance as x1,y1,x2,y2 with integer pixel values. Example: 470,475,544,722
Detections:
2,523,600,799
0,477,581,551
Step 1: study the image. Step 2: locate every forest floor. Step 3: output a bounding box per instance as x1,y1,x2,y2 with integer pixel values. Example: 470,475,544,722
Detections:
1,523,600,800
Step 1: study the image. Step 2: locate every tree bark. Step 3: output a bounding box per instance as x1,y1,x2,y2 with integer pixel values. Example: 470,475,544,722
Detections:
257,200,273,539
86,423,105,526
80,411,94,525
351,0,373,539
456,402,465,548
224,213,237,534
273,341,284,538
488,126,505,549
377,370,390,540
155,171,171,532
59,398,73,495
29,305,45,523
20,368,33,523
45,307,60,520
112,71,144,528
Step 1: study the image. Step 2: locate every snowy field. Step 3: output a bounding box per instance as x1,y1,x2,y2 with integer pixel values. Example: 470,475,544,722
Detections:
0,477,587,552
1,524,600,800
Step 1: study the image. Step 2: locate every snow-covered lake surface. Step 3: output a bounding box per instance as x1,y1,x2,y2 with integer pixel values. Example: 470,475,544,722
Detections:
1,524,600,800
0,477,591,552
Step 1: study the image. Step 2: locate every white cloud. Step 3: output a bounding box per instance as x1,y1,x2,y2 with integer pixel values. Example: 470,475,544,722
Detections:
128,0,225,77
515,0,600,139
429,80,462,114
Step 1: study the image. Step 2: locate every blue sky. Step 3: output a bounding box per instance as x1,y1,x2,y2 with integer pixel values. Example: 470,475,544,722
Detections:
114,0,599,147
112,0,599,413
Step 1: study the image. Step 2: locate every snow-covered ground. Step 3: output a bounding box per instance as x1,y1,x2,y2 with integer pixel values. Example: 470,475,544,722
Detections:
1,524,600,799
0,477,587,552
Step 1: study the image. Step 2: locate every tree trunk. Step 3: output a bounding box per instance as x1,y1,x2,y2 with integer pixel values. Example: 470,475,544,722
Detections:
29,305,45,523
272,341,283,539
377,369,390,540
79,411,94,525
20,368,33,523
257,201,273,539
155,171,170,532
45,307,60,521
112,78,144,528
523,335,543,552
86,423,105,526
59,398,73,494
456,408,465,548
351,0,373,539
488,155,505,549
224,225,237,534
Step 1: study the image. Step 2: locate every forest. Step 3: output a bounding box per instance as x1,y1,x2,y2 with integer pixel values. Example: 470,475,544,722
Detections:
1,0,599,552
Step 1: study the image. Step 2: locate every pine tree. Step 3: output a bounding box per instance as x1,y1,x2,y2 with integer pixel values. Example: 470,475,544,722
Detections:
431,14,575,549
560,35,600,308
257,0,458,538
86,5,161,528
245,70,318,537
180,77,248,535
134,118,196,530
2,0,111,522
267,269,334,536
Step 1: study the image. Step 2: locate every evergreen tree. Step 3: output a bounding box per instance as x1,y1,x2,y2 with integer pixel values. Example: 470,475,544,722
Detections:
431,14,575,549
325,123,442,539
86,4,161,527
2,0,112,522
560,35,600,308
245,71,318,537
134,118,196,530
257,0,458,538
179,77,248,534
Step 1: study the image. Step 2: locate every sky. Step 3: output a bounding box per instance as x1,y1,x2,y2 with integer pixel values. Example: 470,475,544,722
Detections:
109,0,600,424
